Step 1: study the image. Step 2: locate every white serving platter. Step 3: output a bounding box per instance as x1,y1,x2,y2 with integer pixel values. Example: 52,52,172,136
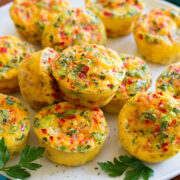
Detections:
0,0,180,180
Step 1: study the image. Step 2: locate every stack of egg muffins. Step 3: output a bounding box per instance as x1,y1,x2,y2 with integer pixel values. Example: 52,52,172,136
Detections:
0,0,179,167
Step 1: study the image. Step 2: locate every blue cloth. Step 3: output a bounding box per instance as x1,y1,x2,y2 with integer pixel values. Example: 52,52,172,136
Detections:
165,0,180,6
0,174,10,180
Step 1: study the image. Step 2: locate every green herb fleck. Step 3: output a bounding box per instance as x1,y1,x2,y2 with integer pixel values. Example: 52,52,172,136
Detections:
5,97,15,105
110,84,115,89
53,22,59,28
59,146,67,151
172,107,180,114
145,34,150,41
67,129,77,136
16,134,25,141
42,137,47,142
152,39,158,44
142,111,156,121
161,121,168,131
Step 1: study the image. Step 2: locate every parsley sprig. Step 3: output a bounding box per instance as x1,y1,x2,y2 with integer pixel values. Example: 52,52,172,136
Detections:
98,155,154,180
0,137,45,179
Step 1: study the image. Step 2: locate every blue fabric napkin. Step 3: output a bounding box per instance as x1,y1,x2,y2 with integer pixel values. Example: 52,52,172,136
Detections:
165,0,180,6
0,174,10,180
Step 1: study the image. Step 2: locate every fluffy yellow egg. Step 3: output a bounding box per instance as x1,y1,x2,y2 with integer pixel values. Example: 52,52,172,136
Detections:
0,35,34,94
52,44,125,108
156,62,180,101
42,8,106,52
10,0,70,43
118,91,180,163
19,47,61,110
34,101,109,166
0,93,30,159
86,0,144,37
103,54,152,113
133,8,180,64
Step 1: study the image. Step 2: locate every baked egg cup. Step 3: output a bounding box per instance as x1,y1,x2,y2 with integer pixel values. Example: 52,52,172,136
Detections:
10,0,70,43
156,62,180,101
103,54,152,113
118,91,180,163
133,8,180,64
42,8,106,52
52,44,125,108
85,0,144,37
34,101,109,166
0,35,34,94
0,93,30,159
18,47,61,110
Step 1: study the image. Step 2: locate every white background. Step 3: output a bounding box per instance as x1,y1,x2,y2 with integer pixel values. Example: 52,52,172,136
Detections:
0,0,180,179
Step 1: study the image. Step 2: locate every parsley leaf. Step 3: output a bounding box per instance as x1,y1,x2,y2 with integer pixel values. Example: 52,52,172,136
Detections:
19,145,44,165
0,137,45,179
125,169,142,180
98,155,154,180
0,138,10,167
4,166,30,179
98,157,127,177
21,163,42,170
141,167,154,180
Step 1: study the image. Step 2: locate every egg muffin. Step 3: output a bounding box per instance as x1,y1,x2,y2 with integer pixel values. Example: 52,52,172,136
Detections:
133,8,180,64
118,91,180,163
10,0,70,43
52,44,125,108
85,0,144,37
42,8,106,52
156,63,180,101
34,101,108,166
0,93,30,158
19,47,61,110
104,54,152,113
0,36,34,94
